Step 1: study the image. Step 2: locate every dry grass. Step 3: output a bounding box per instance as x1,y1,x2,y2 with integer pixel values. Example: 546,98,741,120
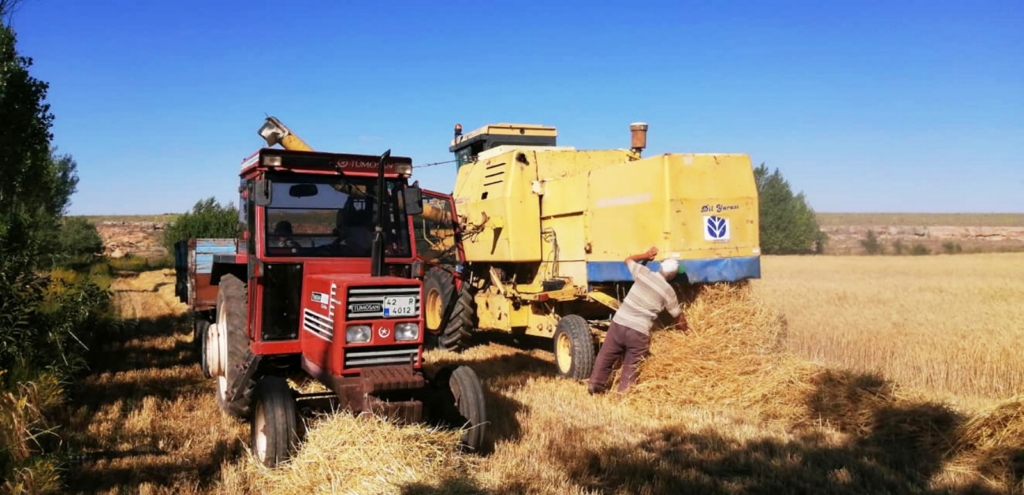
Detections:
816,212,1024,227
755,253,1024,409
66,269,1024,494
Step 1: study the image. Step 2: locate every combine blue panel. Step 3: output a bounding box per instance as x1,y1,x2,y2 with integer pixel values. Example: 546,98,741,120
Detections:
586,256,761,283
194,239,238,274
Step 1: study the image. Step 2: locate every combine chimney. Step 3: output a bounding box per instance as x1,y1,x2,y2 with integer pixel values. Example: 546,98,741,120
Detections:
630,122,648,157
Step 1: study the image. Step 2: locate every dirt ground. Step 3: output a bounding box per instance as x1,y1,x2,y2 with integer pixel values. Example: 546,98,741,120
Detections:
64,270,249,494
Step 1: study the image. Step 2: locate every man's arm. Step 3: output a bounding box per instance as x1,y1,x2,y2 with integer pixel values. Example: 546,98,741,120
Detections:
664,291,688,329
624,247,659,276
624,246,659,264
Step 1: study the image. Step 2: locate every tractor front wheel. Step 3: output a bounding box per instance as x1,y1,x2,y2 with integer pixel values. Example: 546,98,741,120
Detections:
553,315,596,380
250,376,300,468
430,365,487,452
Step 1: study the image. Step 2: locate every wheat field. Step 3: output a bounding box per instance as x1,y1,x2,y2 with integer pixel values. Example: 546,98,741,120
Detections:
754,253,1024,411
63,259,1024,494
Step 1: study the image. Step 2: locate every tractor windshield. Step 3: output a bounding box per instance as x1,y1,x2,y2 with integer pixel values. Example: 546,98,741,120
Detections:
262,173,411,258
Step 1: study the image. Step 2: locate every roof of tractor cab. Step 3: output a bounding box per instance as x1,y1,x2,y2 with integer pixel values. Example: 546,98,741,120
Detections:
240,148,413,177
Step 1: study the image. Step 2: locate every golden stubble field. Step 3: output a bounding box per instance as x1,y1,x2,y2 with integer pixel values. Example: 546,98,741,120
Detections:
756,253,1024,410
65,255,1024,494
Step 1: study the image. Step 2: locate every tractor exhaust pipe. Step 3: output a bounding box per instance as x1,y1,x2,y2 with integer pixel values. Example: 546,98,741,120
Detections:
630,122,648,157
370,149,391,278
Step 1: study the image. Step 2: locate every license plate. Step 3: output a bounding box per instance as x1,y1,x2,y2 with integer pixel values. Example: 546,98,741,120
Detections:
383,296,417,317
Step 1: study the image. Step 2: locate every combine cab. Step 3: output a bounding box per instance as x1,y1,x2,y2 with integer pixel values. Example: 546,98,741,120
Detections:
175,117,487,467
417,122,761,379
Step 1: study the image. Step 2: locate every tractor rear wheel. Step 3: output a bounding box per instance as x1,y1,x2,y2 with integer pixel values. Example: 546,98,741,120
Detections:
553,315,596,380
214,274,255,419
430,365,487,452
250,376,300,468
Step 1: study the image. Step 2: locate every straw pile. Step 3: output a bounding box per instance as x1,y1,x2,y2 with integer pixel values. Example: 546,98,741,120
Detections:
228,413,476,495
950,396,1024,489
624,281,821,423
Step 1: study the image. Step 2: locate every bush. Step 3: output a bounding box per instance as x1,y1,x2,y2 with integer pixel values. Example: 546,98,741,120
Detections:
108,255,174,273
942,241,963,254
754,164,826,254
860,230,885,255
910,243,930,256
163,197,240,251
51,216,103,267
892,239,905,255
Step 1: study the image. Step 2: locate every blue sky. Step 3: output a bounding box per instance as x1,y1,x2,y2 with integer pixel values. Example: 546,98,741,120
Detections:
9,0,1023,215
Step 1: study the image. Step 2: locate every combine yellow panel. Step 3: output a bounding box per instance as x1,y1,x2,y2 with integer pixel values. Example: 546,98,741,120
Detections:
452,150,542,262
585,153,760,284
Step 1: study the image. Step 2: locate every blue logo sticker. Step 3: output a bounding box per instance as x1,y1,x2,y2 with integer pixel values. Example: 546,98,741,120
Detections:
704,215,730,241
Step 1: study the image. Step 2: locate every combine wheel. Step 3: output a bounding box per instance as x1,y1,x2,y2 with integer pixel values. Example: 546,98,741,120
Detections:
422,267,456,348
553,315,596,380
430,365,487,452
250,376,300,468
214,274,255,419
438,283,476,352
421,266,475,352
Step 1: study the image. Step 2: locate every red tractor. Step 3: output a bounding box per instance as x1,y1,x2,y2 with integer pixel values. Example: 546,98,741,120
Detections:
188,118,488,467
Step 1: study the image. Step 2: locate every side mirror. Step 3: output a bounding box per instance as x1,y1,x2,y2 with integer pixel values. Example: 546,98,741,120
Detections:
254,179,272,206
404,183,423,216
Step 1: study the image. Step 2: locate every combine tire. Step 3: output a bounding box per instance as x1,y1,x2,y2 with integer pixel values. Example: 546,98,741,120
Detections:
423,267,456,348
422,266,475,352
214,275,255,419
250,376,300,468
553,315,596,380
195,318,211,378
438,282,476,352
431,365,487,452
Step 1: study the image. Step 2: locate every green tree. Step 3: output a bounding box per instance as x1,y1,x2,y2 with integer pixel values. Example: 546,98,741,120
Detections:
0,21,58,258
54,216,103,264
163,197,241,250
754,163,826,254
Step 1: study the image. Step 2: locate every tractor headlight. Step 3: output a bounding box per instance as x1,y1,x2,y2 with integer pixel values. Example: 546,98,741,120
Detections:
395,322,419,342
346,325,371,344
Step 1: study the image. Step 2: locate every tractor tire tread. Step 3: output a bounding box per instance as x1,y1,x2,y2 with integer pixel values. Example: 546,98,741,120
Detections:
438,284,476,352
217,274,255,419
251,376,300,467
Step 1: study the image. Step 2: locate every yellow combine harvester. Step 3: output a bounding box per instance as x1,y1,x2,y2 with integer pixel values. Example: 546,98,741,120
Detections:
419,122,762,380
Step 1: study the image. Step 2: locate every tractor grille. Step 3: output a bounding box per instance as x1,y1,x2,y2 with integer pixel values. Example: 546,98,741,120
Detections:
346,286,421,319
344,345,419,368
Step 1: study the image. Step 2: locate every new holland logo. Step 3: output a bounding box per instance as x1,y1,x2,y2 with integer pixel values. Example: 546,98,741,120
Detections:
704,215,730,241
351,303,382,313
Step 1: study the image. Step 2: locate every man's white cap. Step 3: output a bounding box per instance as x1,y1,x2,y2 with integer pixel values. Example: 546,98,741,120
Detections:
659,258,679,277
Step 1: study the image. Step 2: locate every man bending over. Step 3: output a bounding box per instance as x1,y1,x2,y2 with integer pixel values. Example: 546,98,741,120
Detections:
588,247,686,395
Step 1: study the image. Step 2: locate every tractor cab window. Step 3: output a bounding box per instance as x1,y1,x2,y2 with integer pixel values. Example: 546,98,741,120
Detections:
262,174,411,258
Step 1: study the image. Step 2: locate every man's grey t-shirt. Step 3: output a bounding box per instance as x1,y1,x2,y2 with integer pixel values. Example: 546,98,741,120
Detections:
611,260,682,336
